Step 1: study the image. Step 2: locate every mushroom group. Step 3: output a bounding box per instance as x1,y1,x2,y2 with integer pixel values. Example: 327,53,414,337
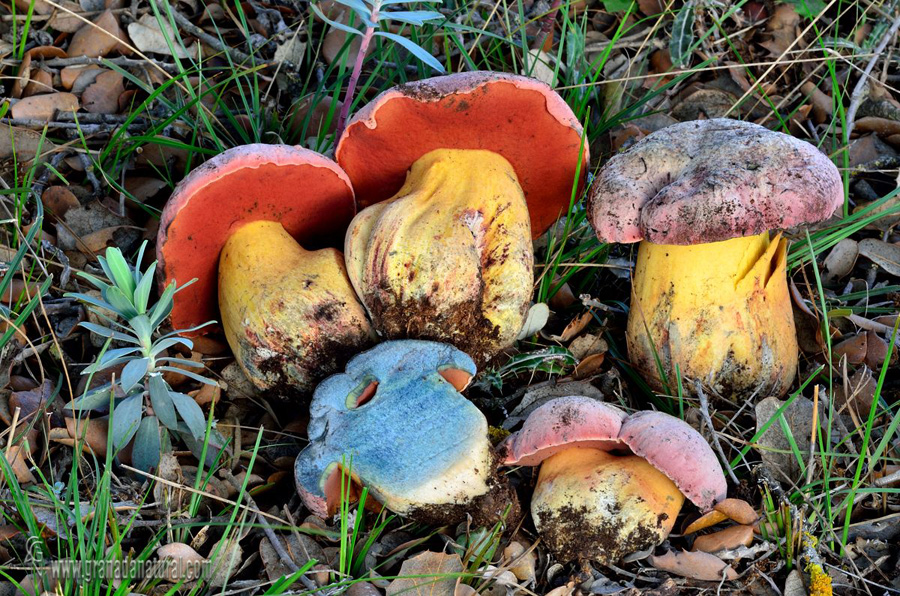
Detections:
587,119,843,398
502,396,726,563
152,74,841,572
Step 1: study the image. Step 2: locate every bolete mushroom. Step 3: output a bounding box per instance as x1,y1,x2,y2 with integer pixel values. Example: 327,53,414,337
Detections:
294,340,517,525
158,144,375,394
335,72,588,365
501,396,726,563
587,119,842,397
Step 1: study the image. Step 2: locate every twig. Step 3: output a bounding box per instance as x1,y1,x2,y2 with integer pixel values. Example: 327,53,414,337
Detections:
844,10,900,143
41,55,180,73
1,119,143,134
695,382,739,485
168,8,254,64
78,153,102,197
222,472,319,592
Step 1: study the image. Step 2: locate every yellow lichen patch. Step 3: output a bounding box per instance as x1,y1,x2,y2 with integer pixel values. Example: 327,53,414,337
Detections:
345,148,533,365
219,220,375,394
531,448,685,563
627,231,798,398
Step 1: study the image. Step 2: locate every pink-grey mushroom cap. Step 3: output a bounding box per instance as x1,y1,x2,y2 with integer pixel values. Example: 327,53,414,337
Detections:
502,397,727,511
587,118,843,245
500,398,626,467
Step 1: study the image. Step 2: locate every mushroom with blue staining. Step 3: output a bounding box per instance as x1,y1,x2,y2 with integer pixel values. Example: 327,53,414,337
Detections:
294,340,518,525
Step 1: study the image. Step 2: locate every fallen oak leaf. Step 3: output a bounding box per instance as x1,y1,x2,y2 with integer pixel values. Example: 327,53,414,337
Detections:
386,551,464,596
649,549,737,581
858,238,900,277
67,10,130,57
10,93,79,121
127,14,198,57
82,70,125,114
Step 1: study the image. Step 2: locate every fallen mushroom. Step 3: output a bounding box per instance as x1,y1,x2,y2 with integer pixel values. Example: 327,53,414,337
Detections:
587,119,842,398
294,340,517,525
158,144,375,394
501,396,726,563
336,72,588,365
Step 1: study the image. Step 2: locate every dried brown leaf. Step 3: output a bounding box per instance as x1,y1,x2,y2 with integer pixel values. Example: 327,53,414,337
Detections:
11,93,79,121
858,238,900,277
386,551,463,596
755,395,814,484
692,525,754,553
82,70,124,114
822,238,858,282
649,549,737,581
68,10,130,57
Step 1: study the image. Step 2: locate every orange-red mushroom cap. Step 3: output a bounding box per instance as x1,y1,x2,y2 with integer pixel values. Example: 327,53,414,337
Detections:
157,144,356,334
502,396,727,511
335,72,589,237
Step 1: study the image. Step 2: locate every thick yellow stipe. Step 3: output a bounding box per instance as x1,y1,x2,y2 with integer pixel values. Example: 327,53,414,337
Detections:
627,231,798,398
532,448,685,563
345,148,533,365
219,221,374,394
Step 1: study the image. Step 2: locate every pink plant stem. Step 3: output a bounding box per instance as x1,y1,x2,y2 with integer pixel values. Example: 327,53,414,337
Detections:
533,0,562,51
335,6,379,139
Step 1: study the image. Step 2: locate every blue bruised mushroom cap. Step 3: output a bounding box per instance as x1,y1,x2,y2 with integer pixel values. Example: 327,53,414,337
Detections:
294,340,506,521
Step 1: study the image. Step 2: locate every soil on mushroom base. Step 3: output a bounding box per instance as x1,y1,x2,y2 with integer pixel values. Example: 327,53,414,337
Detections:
365,287,504,368
535,503,668,564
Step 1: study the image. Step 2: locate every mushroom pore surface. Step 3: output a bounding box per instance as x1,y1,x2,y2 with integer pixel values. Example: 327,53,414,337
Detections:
218,220,375,394
344,148,533,365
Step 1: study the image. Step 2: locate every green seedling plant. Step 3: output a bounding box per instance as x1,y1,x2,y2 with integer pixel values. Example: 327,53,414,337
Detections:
310,0,446,136
64,241,216,472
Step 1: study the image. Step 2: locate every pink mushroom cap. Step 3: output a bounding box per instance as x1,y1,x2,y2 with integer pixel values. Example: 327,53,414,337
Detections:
587,118,843,245
502,396,727,511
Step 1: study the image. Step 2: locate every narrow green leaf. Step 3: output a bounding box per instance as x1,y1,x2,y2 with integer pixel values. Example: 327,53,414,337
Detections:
170,392,206,439
120,357,149,393
105,246,137,299
149,374,177,429
151,337,193,357
311,3,363,35
669,0,695,68
156,367,216,386
132,415,161,472
112,394,143,449
133,262,156,314
129,314,153,344
102,285,139,319
66,385,114,411
375,31,445,72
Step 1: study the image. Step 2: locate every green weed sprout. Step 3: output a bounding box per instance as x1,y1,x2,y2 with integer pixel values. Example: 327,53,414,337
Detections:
65,241,215,472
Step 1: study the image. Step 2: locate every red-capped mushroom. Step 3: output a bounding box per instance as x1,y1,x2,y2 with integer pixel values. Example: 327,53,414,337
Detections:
586,119,843,398
335,72,588,364
158,144,375,394
502,396,726,563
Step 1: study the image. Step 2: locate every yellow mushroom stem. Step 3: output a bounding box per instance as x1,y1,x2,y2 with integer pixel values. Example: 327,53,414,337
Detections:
218,220,375,393
531,448,685,564
345,148,533,365
627,231,798,398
